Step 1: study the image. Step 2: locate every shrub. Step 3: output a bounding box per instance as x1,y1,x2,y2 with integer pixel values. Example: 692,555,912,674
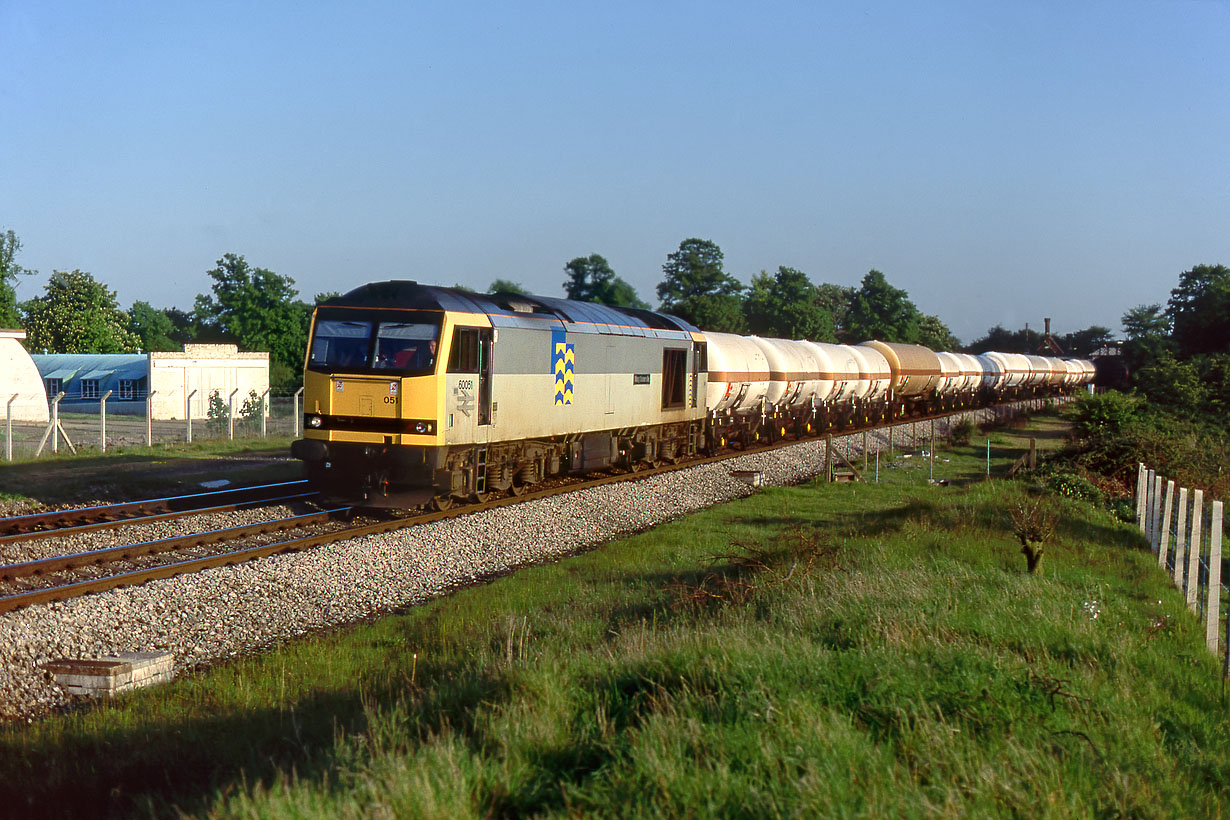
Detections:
949,418,974,446
239,390,264,422
1044,471,1103,506
1070,391,1141,440
206,390,230,433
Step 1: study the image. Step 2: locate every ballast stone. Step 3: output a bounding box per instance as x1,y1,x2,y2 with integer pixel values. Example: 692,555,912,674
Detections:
41,651,173,697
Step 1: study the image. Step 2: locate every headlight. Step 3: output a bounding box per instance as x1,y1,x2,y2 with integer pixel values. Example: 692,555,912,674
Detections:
307,415,323,428
414,421,430,434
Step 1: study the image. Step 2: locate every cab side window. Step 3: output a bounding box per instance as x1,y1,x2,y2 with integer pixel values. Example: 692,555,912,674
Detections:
447,327,480,373
662,348,687,409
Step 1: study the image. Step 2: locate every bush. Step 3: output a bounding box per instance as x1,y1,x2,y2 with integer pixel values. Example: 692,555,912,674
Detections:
239,390,264,422
948,418,974,446
1070,391,1141,439
206,390,230,433
1044,471,1103,506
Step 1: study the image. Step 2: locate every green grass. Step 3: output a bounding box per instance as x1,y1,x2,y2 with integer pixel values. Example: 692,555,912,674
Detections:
2,419,1228,818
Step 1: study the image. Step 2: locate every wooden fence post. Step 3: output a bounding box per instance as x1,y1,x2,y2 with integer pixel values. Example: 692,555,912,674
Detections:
1207,500,1223,655
1150,474,1163,556
1158,480,1175,570
825,433,833,483
1145,469,1156,545
1136,463,1148,531
1187,490,1203,613
1174,488,1189,590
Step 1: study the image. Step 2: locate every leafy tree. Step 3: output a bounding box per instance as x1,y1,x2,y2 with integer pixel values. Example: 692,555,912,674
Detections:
127,301,181,352
816,283,854,341
314,291,343,304
914,313,960,351
193,253,310,391
21,269,140,353
0,229,36,328
1070,390,1142,439
844,270,920,343
1135,353,1207,417
1166,263,1230,357
1057,325,1114,357
656,238,745,332
1195,354,1230,417
563,254,649,308
966,325,1043,354
743,266,835,341
488,279,529,295
163,307,200,343
1121,304,1170,340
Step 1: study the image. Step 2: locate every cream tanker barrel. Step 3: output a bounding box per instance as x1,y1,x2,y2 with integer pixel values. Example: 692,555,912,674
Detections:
1060,359,1080,386
859,340,942,397
1024,355,1052,387
976,353,1005,391
935,351,962,397
847,344,892,402
778,338,832,408
1044,356,1068,387
1077,359,1097,385
704,331,771,414
982,351,1029,389
749,337,818,408
796,341,840,405
804,342,863,403
956,352,984,392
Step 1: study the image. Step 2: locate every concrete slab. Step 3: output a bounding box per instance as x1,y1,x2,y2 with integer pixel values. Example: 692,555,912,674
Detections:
41,651,174,697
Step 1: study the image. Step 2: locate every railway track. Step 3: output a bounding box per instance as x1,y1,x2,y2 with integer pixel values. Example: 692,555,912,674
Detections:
0,481,316,542
0,400,1060,615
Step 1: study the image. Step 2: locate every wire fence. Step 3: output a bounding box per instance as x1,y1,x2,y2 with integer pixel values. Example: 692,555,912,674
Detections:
1135,464,1226,660
2,391,305,460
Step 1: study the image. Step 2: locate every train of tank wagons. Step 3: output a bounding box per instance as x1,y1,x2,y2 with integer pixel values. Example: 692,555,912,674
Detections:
290,281,1094,508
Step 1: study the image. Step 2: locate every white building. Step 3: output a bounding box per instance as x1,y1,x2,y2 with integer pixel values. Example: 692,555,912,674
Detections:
30,343,270,420
0,329,51,423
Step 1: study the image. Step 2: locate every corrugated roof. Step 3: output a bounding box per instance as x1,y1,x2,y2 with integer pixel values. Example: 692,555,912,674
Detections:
30,354,147,381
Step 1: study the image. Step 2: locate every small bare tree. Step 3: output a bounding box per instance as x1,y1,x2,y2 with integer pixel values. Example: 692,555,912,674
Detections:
1010,497,1057,574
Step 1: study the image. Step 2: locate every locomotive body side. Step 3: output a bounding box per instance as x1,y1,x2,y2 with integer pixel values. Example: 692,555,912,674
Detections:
293,282,707,507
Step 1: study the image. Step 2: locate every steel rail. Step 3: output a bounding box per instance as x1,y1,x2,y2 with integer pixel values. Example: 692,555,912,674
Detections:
0,512,407,613
0,509,342,582
0,492,318,547
0,480,311,537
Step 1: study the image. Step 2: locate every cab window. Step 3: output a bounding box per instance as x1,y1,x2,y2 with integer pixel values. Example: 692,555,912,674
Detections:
447,327,480,373
309,319,372,369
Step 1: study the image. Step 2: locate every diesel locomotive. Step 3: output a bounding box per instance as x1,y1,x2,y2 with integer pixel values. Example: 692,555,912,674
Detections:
290,281,1093,508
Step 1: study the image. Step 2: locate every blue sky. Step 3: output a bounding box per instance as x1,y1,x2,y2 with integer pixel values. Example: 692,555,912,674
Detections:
2,1,1227,344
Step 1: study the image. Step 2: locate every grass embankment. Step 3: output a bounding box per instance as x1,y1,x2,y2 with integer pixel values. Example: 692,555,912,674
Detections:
3,416,1228,818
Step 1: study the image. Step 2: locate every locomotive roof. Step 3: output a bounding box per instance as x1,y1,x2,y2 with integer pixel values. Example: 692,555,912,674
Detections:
325,280,699,339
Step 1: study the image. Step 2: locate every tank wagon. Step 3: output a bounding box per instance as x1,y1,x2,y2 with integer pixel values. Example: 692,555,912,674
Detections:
292,281,1094,508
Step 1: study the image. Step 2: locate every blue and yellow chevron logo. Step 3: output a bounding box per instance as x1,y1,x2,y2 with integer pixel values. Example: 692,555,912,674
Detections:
552,330,574,406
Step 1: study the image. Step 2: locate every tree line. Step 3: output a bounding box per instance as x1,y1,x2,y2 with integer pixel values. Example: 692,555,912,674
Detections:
3,228,1221,400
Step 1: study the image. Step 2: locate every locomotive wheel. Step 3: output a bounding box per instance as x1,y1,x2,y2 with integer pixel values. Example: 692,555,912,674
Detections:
509,481,527,496
431,495,454,512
